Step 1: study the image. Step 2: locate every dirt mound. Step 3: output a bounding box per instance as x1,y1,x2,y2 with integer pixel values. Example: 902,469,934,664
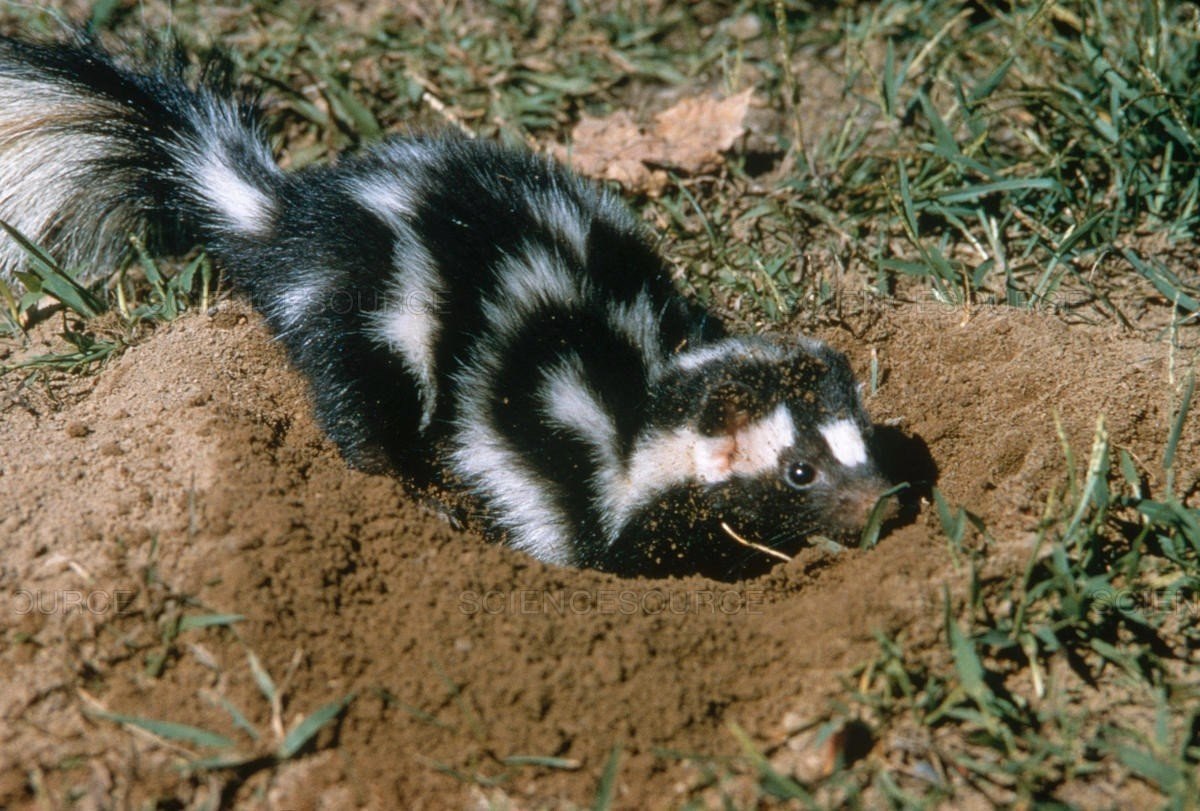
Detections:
1,299,1195,807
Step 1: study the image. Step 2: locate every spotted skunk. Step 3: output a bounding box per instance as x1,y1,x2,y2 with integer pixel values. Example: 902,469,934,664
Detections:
0,33,894,579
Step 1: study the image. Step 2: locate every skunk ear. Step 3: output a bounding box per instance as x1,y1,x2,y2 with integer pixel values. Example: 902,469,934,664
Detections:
697,380,753,438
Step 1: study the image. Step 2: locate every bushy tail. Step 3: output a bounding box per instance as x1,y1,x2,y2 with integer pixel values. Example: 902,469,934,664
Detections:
0,33,281,280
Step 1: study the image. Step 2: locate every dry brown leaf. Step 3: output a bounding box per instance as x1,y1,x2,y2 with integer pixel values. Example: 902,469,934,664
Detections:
652,88,754,174
554,111,668,194
553,89,754,194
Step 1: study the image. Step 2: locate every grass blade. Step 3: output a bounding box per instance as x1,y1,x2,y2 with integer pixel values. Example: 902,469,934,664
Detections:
501,754,582,770
593,745,622,811
277,693,354,760
0,217,105,318
90,710,234,749
179,613,245,632
1164,373,1194,498
246,651,277,704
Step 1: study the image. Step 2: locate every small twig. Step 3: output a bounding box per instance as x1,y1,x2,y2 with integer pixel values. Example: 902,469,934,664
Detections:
406,69,475,138
720,522,792,562
422,92,475,138
269,648,305,743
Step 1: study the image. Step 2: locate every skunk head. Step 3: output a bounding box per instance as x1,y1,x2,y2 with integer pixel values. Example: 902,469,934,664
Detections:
600,336,893,580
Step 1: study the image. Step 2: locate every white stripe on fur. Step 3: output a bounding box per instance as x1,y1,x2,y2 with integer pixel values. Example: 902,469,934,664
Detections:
820,418,868,468
353,171,446,430
191,151,273,234
527,185,589,261
602,402,795,543
481,245,585,338
541,355,619,454
450,398,576,565
0,81,131,278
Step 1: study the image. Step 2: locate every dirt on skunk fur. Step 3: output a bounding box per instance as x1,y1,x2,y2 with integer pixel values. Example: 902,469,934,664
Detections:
0,298,1196,809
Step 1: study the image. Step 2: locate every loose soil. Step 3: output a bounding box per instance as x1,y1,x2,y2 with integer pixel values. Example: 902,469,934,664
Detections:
2,296,1195,808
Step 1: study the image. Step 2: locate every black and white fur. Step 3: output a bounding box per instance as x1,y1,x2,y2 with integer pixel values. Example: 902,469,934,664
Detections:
0,33,893,579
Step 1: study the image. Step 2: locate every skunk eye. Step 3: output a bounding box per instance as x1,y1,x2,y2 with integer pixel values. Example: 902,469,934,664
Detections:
784,461,817,489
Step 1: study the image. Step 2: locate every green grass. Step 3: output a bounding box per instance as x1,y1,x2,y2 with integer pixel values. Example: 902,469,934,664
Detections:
850,401,1199,804
83,622,354,779
4,0,1198,331
837,0,1200,312
1,0,1198,806
0,217,211,371
80,536,352,778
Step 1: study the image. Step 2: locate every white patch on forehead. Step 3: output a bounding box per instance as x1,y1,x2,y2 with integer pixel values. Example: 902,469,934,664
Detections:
820,419,868,468
724,403,795,475
606,403,796,543
690,403,794,482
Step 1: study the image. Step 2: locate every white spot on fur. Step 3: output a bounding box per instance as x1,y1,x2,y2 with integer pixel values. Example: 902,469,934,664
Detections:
542,357,617,453
820,419,868,467
529,186,588,261
670,337,787,372
351,167,445,430
605,403,796,543
671,343,739,372
176,98,280,236
481,246,584,338
367,243,445,431
351,175,419,223
272,280,326,333
450,405,576,565
607,291,664,377
192,153,273,234
500,247,579,308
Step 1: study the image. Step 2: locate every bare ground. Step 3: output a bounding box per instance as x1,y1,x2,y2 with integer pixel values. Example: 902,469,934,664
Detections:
1,295,1195,808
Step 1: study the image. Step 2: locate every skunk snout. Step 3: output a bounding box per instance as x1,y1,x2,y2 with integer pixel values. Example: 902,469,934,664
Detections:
829,474,897,533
